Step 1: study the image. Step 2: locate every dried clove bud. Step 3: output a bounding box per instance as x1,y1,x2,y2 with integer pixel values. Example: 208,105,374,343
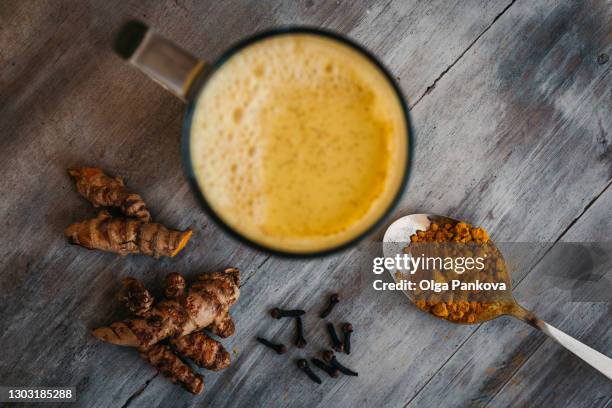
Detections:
322,350,358,376
341,323,353,354
311,358,340,378
326,322,343,352
320,293,340,318
297,359,321,384
256,337,287,355
294,316,307,348
270,308,306,319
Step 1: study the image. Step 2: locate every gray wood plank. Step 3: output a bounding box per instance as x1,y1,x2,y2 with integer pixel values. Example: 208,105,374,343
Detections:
406,187,612,408
484,186,612,408
125,0,612,406
0,0,518,407
397,0,612,405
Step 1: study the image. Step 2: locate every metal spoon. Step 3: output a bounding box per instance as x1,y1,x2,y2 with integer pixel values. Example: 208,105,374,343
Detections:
383,213,612,380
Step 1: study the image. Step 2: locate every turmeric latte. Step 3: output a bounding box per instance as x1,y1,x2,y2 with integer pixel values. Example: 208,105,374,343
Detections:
190,34,408,253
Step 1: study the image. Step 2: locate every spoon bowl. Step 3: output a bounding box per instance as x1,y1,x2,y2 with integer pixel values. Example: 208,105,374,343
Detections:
384,213,514,323
383,213,612,379
382,213,457,258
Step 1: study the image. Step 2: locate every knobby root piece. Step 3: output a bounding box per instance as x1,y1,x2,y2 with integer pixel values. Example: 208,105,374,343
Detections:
64,211,192,258
164,272,186,300
206,313,235,338
69,167,151,222
139,344,204,395
93,268,240,348
118,277,153,316
95,271,239,396
171,331,231,371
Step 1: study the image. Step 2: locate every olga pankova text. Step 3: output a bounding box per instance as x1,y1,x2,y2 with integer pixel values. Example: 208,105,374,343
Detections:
372,279,507,292
371,254,507,292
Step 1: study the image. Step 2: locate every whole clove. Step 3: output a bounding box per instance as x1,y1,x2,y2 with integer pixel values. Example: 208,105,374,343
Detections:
322,350,358,376
311,358,340,378
256,337,287,354
270,308,306,319
294,316,307,348
342,323,353,354
319,293,340,318
297,359,321,384
326,322,343,352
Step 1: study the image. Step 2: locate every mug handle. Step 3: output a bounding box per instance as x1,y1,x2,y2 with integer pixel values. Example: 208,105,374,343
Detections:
114,20,204,102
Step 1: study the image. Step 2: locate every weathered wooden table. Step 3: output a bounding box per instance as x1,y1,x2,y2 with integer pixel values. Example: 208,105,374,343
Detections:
1,0,610,407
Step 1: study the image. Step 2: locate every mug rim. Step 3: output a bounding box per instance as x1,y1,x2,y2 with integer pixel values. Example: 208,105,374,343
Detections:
181,26,414,258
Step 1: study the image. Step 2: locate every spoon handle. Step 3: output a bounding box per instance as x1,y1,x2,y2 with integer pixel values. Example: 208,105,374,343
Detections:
511,305,612,380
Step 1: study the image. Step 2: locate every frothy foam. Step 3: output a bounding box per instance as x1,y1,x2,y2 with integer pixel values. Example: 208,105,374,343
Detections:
190,33,408,253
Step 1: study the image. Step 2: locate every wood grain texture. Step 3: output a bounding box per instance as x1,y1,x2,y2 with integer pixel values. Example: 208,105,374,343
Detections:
485,187,612,408
400,1,612,405
0,0,610,407
406,194,612,408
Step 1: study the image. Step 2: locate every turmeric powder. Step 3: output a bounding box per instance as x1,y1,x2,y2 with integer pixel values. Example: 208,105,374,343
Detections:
405,221,512,324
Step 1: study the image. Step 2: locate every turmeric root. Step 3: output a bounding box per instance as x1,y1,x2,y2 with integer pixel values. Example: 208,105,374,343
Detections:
93,268,240,347
164,272,186,299
94,271,239,395
118,277,153,316
206,312,236,338
69,167,151,222
171,332,231,371
64,211,192,258
162,273,235,337
139,344,204,394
